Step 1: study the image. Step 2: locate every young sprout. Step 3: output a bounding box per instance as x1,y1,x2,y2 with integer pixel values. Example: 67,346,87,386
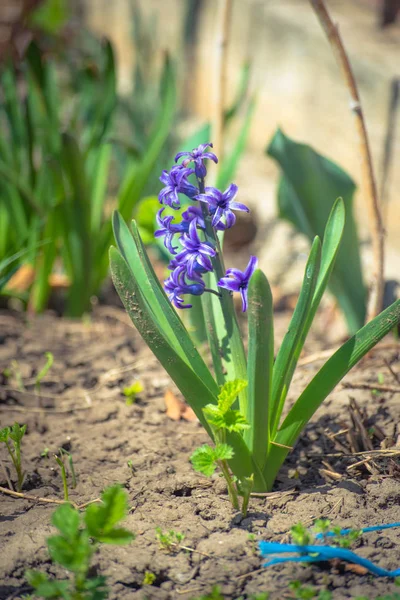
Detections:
142,571,156,585
289,581,332,600
191,379,251,514
155,527,185,552
290,523,313,547
53,449,77,502
123,380,144,406
0,423,26,491
26,485,134,599
35,352,54,395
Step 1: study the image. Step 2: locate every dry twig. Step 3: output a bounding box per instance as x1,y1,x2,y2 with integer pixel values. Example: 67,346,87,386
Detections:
0,485,100,510
309,0,385,321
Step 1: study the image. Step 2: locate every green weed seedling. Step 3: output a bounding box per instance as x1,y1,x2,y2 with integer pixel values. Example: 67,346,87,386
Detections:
192,588,269,600
142,571,156,585
123,381,143,406
26,484,134,599
312,519,363,549
54,449,77,502
0,422,26,491
289,581,332,600
155,527,185,552
35,352,54,395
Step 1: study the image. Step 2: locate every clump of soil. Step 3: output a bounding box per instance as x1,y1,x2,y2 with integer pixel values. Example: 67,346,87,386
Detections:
1,308,400,600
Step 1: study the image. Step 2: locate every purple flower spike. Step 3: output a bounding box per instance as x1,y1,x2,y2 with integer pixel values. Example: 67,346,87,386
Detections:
218,256,258,312
175,143,218,179
195,183,249,229
175,220,216,279
164,266,205,309
155,208,190,255
159,165,198,209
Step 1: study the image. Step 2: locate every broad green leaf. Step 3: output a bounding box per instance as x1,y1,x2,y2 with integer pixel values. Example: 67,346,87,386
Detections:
245,268,274,469
112,212,218,394
89,144,112,235
109,245,217,431
267,128,366,333
265,299,400,490
52,503,80,539
135,195,160,244
0,426,10,442
270,236,321,436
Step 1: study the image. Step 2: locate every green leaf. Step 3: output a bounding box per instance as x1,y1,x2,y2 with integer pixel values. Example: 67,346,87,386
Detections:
94,528,134,545
47,532,91,573
29,0,69,35
9,422,27,444
190,444,234,476
245,268,274,470
51,503,80,539
112,213,218,395
0,426,11,443
267,128,366,333
203,405,250,432
217,379,248,413
265,299,400,490
25,570,70,599
84,484,129,538
270,236,321,436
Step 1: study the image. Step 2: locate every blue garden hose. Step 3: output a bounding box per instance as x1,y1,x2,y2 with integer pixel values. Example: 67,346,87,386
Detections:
259,522,400,577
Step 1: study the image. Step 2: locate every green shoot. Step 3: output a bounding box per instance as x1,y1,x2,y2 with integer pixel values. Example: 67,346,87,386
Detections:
26,485,134,599
143,571,156,585
41,447,50,458
291,523,313,546
289,581,332,600
35,352,54,394
191,380,253,514
123,380,144,406
54,449,77,502
0,422,26,491
54,454,69,502
155,527,185,552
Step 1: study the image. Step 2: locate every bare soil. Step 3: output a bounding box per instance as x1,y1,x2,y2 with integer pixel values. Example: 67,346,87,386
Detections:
1,307,400,600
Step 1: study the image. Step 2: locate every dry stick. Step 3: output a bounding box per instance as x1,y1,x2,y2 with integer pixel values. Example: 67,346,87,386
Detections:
309,0,385,322
210,0,233,180
0,485,100,510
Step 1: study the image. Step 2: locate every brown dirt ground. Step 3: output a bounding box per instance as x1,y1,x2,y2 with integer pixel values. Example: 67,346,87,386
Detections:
1,307,400,600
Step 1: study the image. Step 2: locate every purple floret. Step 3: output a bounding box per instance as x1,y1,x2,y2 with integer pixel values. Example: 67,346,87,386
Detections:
174,220,216,279
159,165,198,209
164,266,205,309
175,143,218,179
218,256,258,312
195,183,249,229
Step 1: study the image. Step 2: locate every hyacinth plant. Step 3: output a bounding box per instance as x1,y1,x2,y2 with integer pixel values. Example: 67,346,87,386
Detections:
110,143,400,511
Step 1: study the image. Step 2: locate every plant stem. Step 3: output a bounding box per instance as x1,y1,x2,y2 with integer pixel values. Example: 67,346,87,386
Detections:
54,455,69,502
309,0,384,322
198,177,248,413
218,459,239,510
5,440,23,492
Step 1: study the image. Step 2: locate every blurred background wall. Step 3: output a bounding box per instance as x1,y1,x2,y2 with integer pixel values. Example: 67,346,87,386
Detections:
1,0,399,277
82,0,400,270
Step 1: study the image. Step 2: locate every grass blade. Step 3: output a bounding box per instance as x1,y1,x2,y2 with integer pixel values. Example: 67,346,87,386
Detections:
245,269,274,470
